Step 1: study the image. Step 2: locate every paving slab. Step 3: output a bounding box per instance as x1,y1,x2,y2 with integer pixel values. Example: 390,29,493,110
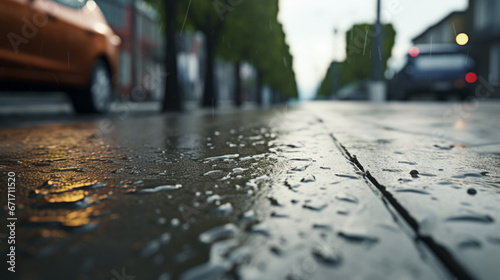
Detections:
313,101,500,280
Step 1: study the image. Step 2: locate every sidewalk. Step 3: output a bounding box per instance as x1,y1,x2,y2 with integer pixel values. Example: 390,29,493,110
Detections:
0,101,498,279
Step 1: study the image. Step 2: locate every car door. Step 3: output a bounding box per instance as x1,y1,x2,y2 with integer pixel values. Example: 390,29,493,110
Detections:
0,0,46,83
34,0,92,87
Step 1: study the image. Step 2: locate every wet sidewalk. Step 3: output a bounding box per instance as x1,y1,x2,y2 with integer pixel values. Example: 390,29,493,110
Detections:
0,101,499,279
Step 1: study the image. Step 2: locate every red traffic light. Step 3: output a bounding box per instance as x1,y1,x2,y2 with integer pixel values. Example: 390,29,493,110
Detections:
465,72,477,83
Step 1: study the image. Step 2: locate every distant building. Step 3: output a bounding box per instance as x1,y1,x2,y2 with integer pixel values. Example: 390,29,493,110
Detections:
412,11,471,45
97,0,164,100
468,0,500,93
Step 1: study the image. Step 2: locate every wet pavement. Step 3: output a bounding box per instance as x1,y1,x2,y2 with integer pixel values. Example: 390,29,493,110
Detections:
0,101,499,280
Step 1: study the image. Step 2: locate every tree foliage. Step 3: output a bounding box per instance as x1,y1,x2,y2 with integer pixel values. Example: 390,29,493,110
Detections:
146,0,298,106
317,23,395,98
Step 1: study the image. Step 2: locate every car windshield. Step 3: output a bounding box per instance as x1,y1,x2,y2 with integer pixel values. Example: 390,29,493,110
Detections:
415,54,471,71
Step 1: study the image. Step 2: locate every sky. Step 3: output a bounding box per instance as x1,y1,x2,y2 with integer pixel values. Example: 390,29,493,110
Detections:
278,0,468,100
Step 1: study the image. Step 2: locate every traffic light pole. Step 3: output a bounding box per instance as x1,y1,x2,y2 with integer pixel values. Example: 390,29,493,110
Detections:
370,0,386,101
372,0,383,81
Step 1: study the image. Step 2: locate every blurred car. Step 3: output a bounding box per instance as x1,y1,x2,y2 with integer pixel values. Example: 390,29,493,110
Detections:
388,44,477,101
337,80,370,100
0,0,120,113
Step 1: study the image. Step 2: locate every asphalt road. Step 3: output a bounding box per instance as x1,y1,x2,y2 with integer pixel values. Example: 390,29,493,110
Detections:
0,101,499,280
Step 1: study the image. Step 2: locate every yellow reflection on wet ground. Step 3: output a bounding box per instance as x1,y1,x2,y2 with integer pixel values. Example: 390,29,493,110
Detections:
44,191,86,203
28,207,100,228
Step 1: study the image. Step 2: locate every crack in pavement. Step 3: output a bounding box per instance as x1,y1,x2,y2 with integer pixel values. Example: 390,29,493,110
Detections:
320,119,473,280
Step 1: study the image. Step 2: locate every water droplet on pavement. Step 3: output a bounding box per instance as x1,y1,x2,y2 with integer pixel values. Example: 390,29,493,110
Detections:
467,188,477,195
338,230,379,245
398,160,417,166
446,212,494,224
139,233,171,258
311,245,342,266
199,223,239,244
135,184,182,194
211,203,233,215
303,201,327,211
301,174,316,183
335,193,358,203
394,188,430,195
203,170,224,176
207,194,221,203
203,154,239,161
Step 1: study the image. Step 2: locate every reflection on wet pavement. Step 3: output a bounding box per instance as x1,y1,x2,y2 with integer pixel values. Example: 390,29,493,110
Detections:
0,102,499,279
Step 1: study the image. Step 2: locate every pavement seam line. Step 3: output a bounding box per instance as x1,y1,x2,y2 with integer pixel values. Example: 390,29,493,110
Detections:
326,130,473,280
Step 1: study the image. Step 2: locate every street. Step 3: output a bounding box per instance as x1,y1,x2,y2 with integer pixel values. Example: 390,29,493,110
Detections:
0,100,499,279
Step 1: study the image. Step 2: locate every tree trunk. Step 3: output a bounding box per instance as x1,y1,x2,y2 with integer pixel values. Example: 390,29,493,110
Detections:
130,0,138,100
202,32,217,108
255,71,262,106
162,0,182,111
233,61,242,107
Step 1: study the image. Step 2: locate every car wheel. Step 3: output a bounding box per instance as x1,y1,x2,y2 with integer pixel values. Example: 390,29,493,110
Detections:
69,60,112,114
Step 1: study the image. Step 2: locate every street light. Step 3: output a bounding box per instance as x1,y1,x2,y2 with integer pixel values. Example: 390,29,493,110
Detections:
456,33,469,45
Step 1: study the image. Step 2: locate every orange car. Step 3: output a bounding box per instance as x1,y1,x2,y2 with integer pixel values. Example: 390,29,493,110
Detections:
0,0,120,113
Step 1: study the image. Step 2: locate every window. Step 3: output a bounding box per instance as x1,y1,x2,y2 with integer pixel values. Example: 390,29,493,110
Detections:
51,0,87,10
119,51,131,86
98,1,125,27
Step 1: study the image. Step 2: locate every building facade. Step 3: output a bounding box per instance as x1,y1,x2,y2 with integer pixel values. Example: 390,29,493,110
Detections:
411,1,500,96
412,11,470,45
97,0,164,100
468,0,500,93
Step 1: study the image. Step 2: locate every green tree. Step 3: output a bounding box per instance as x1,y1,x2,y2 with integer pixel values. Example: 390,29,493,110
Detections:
218,0,297,105
176,0,241,108
316,23,395,98
216,0,271,106
147,0,298,108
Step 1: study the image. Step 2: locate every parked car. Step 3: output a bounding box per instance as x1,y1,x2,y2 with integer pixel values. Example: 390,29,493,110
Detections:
388,44,477,101
0,0,120,113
